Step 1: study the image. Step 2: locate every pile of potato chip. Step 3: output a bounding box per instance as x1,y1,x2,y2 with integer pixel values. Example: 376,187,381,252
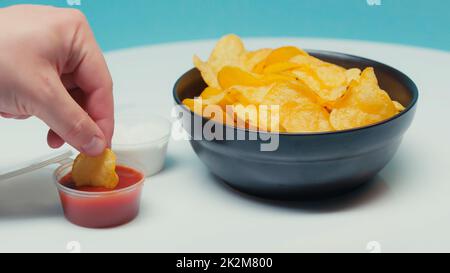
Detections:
183,34,405,133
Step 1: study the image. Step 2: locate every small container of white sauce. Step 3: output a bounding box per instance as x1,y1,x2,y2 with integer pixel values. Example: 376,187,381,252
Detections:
112,111,171,177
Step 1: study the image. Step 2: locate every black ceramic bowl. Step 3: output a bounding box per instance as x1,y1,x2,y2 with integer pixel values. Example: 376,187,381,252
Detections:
173,50,418,200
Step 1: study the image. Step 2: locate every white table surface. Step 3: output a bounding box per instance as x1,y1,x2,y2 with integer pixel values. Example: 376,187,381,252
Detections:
0,38,449,253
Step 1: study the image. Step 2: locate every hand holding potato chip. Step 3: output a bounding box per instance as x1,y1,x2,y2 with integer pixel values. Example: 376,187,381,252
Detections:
0,6,113,156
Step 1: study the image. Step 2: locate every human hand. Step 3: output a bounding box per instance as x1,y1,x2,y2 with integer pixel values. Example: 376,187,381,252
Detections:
0,5,114,156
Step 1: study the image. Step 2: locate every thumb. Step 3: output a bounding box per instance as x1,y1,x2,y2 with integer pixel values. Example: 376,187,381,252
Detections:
35,76,107,156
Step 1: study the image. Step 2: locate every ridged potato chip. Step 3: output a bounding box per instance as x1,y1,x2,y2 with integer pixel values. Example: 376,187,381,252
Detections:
232,103,281,132
193,55,219,89
245,48,272,71
263,62,301,74
228,85,272,106
261,73,297,85
218,66,263,89
208,34,246,73
330,68,398,130
330,107,382,130
286,56,350,104
393,100,405,112
72,149,119,189
281,101,332,132
183,90,234,115
264,46,308,66
258,104,281,132
286,69,322,97
345,68,362,84
232,103,259,130
193,34,246,89
314,65,347,89
261,82,311,107
199,87,222,99
338,68,397,116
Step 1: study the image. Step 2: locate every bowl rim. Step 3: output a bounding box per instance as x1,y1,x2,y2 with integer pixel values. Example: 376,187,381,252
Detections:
173,49,419,136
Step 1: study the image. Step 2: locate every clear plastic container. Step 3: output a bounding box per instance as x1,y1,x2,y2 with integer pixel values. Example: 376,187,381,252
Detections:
54,159,145,228
113,112,171,177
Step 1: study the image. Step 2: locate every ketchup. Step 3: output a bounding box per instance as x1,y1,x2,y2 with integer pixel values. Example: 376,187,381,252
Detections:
58,166,144,228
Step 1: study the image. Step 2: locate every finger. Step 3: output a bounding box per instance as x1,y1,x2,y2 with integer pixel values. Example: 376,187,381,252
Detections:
68,88,86,109
36,73,106,156
0,112,31,119
13,115,31,120
47,88,87,149
0,112,15,118
66,23,114,147
61,73,77,91
47,129,65,149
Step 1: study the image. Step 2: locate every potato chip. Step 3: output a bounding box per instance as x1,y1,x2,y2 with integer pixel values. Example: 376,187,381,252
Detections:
184,91,234,114
330,107,382,130
185,96,236,127
208,34,246,74
232,103,259,130
314,65,347,88
258,104,282,132
200,87,223,99
72,149,119,189
393,101,405,112
194,34,246,89
231,102,280,132
228,85,272,106
289,54,325,66
245,48,272,71
286,69,322,96
330,68,401,130
261,73,297,85
263,62,301,74
345,68,362,84
261,82,311,107
193,55,220,88
339,68,397,116
288,79,323,104
281,101,332,132
183,97,214,117
264,46,308,67
218,66,263,89
182,98,198,115
202,103,231,124
287,57,349,103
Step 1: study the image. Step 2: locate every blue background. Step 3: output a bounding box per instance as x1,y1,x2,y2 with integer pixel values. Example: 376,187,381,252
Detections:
0,0,448,52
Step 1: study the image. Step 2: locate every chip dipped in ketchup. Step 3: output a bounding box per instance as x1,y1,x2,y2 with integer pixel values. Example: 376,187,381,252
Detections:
55,164,144,228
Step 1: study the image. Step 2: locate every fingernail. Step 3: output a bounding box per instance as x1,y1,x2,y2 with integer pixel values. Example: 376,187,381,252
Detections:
82,136,106,156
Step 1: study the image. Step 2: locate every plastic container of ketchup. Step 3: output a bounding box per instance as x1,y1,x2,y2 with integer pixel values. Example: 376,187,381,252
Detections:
54,160,145,228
